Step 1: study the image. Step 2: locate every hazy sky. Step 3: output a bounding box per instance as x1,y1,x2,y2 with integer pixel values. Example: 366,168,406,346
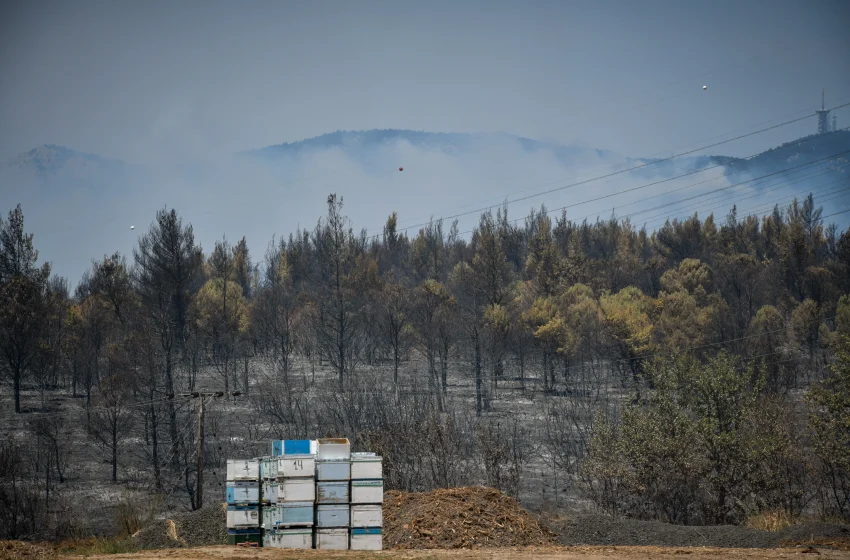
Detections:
2,0,849,163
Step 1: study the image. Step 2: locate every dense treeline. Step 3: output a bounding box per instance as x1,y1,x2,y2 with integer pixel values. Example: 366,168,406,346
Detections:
1,192,849,538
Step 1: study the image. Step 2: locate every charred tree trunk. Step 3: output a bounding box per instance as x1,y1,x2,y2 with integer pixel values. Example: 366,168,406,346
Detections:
474,329,483,416
13,368,21,413
541,351,550,394
243,356,249,395
518,348,526,390
393,344,400,386
112,422,118,483
165,353,179,469
150,400,162,490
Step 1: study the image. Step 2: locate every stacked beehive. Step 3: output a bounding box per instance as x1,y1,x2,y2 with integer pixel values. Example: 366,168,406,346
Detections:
349,451,384,551
225,437,383,550
262,440,316,549
225,459,261,545
315,438,352,550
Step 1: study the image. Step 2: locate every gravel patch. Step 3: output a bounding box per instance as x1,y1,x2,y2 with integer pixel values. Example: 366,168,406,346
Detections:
780,522,850,543
173,503,228,547
132,503,227,550
551,514,850,549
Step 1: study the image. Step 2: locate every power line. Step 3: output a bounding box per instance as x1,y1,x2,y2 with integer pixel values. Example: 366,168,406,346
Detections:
356,122,850,247
644,183,850,232
822,208,850,220
569,152,842,224
633,153,849,229
580,153,848,227
451,147,850,238
382,102,850,239
401,112,805,229
639,170,849,229
401,104,832,232
20,394,182,420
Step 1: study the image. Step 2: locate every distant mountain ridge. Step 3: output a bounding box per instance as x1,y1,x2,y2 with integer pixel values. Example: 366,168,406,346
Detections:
10,127,850,175
244,128,625,163
4,129,639,183
5,128,849,189
722,130,850,170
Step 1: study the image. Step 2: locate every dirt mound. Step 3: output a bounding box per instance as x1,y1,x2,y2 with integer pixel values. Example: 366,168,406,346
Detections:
383,487,557,549
132,503,227,550
0,542,55,560
551,514,850,549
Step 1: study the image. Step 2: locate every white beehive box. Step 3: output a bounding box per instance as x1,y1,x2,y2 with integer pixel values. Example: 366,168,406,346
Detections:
280,477,316,502
350,479,383,504
226,505,260,528
264,528,312,549
278,454,315,478
350,527,382,551
350,504,382,527
317,504,350,528
262,481,279,504
317,481,350,504
226,481,260,504
350,453,382,479
317,459,351,481
263,502,314,528
226,459,259,481
260,457,278,479
316,528,348,550
317,438,350,460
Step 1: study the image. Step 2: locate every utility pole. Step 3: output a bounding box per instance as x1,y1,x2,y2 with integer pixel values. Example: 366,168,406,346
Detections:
175,390,241,510
196,395,206,510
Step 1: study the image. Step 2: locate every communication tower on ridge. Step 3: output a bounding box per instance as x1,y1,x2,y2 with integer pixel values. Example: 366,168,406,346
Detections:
816,89,832,135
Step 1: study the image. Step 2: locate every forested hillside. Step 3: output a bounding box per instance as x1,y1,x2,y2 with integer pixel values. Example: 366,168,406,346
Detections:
1,192,849,539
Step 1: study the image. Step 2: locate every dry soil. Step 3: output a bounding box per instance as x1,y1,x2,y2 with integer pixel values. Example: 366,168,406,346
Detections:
39,545,850,560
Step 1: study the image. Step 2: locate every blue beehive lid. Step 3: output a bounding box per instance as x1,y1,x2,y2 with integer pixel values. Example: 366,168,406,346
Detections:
272,439,311,456
351,527,382,535
284,440,311,454
227,529,261,535
227,505,258,511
